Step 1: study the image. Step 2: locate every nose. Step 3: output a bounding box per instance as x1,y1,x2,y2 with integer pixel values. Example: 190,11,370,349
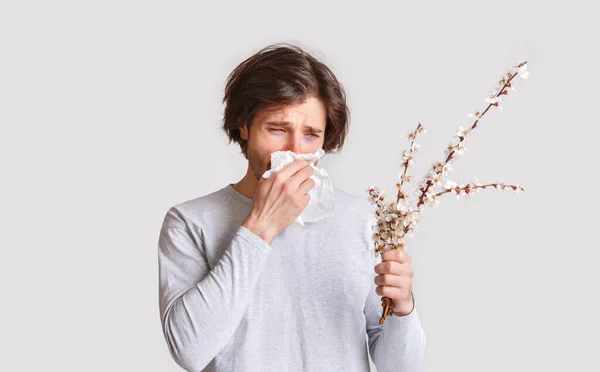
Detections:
284,133,304,154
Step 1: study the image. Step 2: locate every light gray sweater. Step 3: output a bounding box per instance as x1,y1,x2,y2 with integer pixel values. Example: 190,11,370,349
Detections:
157,184,426,371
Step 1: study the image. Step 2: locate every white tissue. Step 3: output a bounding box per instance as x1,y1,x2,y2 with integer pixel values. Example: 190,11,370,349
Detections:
261,148,335,226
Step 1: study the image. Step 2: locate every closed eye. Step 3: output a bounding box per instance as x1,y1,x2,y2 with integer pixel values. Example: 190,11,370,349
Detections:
269,129,320,138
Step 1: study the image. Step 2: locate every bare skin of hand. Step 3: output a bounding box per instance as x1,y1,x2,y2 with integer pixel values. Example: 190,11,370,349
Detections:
374,248,415,317
242,159,315,244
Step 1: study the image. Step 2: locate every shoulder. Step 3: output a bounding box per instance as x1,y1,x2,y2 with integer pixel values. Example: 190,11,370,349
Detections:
159,186,232,231
331,187,377,231
333,187,376,217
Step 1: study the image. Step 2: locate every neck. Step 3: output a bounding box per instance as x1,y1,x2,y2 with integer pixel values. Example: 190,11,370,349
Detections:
232,164,259,200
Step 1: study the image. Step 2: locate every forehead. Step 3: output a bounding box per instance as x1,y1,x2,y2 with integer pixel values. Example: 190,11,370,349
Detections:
258,98,326,127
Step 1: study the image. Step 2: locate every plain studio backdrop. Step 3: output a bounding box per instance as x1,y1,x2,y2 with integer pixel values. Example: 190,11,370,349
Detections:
1,1,597,371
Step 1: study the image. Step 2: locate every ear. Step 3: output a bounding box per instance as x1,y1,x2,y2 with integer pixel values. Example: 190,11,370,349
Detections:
240,123,249,140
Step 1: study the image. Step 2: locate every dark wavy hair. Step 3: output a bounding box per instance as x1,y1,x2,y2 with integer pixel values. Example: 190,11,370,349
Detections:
221,43,350,159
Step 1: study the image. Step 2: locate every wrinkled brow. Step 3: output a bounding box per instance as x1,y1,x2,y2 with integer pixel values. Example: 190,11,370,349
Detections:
264,120,324,133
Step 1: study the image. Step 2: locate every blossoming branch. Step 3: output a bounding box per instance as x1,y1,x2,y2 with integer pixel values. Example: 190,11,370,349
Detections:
369,61,530,325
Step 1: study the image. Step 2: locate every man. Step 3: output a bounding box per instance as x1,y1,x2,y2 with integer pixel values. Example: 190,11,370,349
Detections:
158,43,426,371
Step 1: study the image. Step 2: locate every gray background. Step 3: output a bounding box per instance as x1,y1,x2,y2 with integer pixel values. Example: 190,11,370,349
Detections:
1,1,597,371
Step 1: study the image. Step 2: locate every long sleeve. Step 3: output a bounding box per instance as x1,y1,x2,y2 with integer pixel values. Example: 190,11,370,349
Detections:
364,251,427,372
157,207,273,371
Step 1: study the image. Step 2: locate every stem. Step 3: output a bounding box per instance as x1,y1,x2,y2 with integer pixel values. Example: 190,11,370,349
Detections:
402,64,526,236
379,297,394,325
396,123,422,203
432,183,525,198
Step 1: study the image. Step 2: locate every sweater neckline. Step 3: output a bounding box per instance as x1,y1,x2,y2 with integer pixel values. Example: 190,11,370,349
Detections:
225,183,253,205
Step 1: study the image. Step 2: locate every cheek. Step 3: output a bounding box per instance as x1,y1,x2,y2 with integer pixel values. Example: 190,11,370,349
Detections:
305,138,325,153
258,149,274,168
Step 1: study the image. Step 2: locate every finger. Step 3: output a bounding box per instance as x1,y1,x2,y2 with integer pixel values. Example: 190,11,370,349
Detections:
273,159,311,182
376,285,407,299
381,248,411,264
374,273,403,288
287,164,314,191
374,260,402,275
297,176,316,195
375,261,413,278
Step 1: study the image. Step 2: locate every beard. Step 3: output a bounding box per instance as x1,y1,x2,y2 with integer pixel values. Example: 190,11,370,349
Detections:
247,146,271,181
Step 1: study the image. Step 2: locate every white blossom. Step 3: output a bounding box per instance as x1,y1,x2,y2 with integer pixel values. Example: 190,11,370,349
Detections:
402,151,414,165
486,94,504,110
455,144,468,155
456,126,470,138
517,63,530,79
367,185,381,195
396,200,410,212
444,143,455,156
445,180,458,189
468,109,482,119
485,95,500,105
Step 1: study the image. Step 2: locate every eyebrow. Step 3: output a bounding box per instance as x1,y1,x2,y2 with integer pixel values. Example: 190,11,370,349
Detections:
264,120,324,134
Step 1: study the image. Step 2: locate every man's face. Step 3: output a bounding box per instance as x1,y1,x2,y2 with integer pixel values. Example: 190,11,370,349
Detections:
241,96,327,181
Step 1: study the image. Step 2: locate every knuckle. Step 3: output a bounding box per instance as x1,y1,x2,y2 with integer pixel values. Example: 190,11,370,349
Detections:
379,286,389,297
384,261,394,272
295,195,308,209
398,251,405,261
303,194,310,205
273,172,284,184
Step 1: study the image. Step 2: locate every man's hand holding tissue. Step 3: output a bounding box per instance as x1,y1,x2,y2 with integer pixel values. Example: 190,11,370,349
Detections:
242,159,315,245
374,248,416,317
